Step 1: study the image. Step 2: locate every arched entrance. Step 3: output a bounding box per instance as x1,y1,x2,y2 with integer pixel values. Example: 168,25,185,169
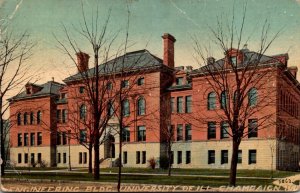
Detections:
104,134,115,159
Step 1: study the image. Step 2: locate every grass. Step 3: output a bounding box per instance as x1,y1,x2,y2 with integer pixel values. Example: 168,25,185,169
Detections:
4,172,274,187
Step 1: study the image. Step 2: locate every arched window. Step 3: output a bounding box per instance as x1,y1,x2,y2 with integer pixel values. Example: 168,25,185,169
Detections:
30,112,34,125
107,82,112,90
107,101,114,116
23,112,28,125
17,113,22,125
221,91,228,109
122,99,130,116
80,104,87,120
37,111,41,124
137,97,145,115
248,88,257,107
207,92,216,110
233,90,238,106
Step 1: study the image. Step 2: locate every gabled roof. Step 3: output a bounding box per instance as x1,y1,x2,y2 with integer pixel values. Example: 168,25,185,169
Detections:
191,50,288,75
64,49,167,83
8,81,65,102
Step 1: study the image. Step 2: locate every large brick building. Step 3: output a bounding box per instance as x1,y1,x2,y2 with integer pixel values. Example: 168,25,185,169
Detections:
9,33,300,171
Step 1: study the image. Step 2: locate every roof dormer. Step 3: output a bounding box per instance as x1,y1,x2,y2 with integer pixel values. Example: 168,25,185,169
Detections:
224,48,244,68
25,83,42,95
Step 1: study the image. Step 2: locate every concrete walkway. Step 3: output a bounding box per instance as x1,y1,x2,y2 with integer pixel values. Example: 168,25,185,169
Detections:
272,173,300,191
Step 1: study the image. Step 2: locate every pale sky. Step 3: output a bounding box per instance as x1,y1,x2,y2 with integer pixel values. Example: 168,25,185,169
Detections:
1,0,300,84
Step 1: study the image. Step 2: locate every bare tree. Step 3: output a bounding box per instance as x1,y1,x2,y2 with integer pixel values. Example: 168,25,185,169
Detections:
191,4,282,186
0,22,34,175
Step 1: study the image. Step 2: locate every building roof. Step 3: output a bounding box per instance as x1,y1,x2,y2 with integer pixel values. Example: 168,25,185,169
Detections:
64,49,167,83
8,81,64,102
191,50,288,75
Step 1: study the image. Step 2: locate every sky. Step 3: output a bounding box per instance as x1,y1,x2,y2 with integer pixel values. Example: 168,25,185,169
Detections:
1,0,300,85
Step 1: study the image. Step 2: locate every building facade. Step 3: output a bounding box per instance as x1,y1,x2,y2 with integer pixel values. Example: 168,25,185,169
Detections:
9,33,300,171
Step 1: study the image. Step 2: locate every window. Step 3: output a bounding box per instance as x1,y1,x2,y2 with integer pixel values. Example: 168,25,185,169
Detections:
79,152,82,164
107,101,114,116
24,133,28,146
30,133,35,146
57,110,61,123
37,111,41,124
79,86,85,93
186,151,191,164
137,97,145,115
248,119,258,138
136,151,140,164
208,92,216,110
137,77,144,86
171,97,175,113
62,132,67,145
63,153,67,163
62,110,67,123
221,91,228,109
80,130,87,143
221,150,228,164
107,82,112,90
61,93,66,99
248,150,256,164
123,152,127,164
208,150,215,164
248,88,257,107
31,153,35,164
177,124,183,141
137,126,146,142
23,112,28,125
122,127,130,142
17,113,21,125
18,133,22,146
57,132,61,145
24,153,28,164
142,151,146,164
238,150,242,164
185,124,192,141
121,80,129,88
37,132,42,145
38,153,41,163
83,152,87,164
230,56,237,66
80,104,87,120
177,151,182,164
221,121,229,139
57,153,61,163
30,112,34,124
185,96,192,113
122,99,130,117
18,153,22,163
176,77,183,85
208,122,216,139
177,97,183,113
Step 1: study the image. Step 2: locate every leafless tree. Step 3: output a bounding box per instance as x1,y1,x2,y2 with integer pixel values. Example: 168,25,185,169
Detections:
191,4,282,186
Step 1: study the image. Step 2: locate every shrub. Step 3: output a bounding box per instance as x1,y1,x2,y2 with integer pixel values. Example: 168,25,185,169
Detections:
39,160,48,168
159,155,170,170
147,157,156,169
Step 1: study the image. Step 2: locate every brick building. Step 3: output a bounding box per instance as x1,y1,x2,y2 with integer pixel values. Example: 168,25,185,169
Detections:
9,33,300,170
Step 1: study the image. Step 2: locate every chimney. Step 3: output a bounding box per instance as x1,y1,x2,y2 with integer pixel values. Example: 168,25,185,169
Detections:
162,33,176,68
288,66,298,79
76,52,90,73
207,57,215,65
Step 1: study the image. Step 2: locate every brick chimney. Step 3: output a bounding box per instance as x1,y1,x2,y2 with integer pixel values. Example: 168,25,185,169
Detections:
288,66,298,79
76,52,90,73
162,33,176,68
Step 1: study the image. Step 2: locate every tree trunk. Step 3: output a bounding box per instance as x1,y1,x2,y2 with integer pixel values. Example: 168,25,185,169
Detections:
229,140,239,186
167,143,172,176
94,129,100,180
117,142,122,192
88,143,93,173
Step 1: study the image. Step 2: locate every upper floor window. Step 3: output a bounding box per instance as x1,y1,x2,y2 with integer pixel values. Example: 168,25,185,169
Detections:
185,96,192,113
17,113,21,125
137,126,146,142
221,91,228,110
24,133,28,146
18,133,22,146
107,101,114,116
171,97,175,113
37,132,42,145
176,77,183,86
122,99,130,117
137,77,144,86
30,112,34,125
137,97,145,116
79,86,85,94
230,56,237,67
121,80,129,89
208,122,216,139
61,93,66,99
208,92,216,110
62,109,67,123
107,82,113,90
122,127,130,142
221,121,229,139
248,119,258,138
23,112,28,125
248,88,257,107
80,130,87,143
57,110,61,123
177,124,183,141
185,124,192,141
177,97,183,113
37,111,41,124
80,104,87,120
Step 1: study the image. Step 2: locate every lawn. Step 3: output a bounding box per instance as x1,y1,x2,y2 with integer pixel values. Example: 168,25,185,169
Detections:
4,172,274,187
